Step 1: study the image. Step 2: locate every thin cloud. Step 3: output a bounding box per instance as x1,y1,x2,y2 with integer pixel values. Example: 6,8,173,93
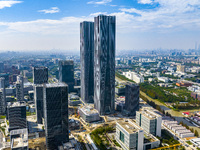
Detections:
138,0,153,4
38,7,60,14
0,0,22,9
87,0,112,5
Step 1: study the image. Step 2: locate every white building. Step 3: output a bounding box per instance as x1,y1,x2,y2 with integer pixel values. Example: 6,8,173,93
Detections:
163,120,194,138
177,64,185,73
123,71,144,83
78,105,100,123
157,77,169,83
116,120,144,150
136,108,162,137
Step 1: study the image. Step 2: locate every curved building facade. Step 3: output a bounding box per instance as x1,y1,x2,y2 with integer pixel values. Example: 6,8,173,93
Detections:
94,15,116,115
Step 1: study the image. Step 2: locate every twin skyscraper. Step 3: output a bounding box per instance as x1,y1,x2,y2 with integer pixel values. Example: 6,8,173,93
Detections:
80,15,116,115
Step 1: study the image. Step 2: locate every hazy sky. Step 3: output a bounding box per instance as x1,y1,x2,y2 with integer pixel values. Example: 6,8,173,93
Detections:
0,0,200,51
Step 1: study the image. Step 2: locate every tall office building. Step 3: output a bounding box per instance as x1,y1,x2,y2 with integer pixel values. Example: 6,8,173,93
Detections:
0,78,6,114
16,75,24,101
34,85,44,124
124,84,139,116
43,83,69,150
80,21,94,103
94,15,116,115
33,67,48,84
7,102,27,131
16,82,24,101
59,60,75,93
33,67,48,124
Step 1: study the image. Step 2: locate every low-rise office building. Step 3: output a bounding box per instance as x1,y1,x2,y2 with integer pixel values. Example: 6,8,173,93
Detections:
78,105,100,123
10,128,28,150
116,120,144,150
136,108,162,137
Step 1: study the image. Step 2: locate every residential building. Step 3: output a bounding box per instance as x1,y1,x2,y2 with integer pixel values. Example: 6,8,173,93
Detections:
33,67,48,84
177,64,185,73
94,15,116,115
80,21,94,103
124,84,139,116
116,120,144,150
157,77,169,83
123,71,144,83
43,83,69,150
136,108,162,137
59,60,75,93
7,102,27,131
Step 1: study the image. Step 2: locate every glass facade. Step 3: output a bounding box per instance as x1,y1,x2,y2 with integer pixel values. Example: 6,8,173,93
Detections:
94,15,116,115
80,21,94,103
120,131,124,143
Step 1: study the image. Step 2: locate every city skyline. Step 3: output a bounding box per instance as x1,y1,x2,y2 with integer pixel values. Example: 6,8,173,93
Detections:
0,0,200,51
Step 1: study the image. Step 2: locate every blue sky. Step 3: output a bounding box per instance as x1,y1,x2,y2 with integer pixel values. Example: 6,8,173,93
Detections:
0,0,200,51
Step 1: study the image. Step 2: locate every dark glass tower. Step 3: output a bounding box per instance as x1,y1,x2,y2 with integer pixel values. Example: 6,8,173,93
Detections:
33,67,48,84
7,102,27,131
125,84,140,116
80,21,94,103
33,67,48,124
58,60,75,93
43,83,69,150
34,85,44,124
0,77,6,114
94,15,116,115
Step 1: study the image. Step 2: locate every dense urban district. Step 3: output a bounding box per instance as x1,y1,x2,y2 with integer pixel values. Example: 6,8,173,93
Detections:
0,15,200,150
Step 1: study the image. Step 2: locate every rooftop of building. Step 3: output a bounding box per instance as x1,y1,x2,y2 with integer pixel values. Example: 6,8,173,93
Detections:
33,66,48,70
45,82,67,88
78,105,99,115
11,128,28,149
59,60,74,65
117,120,142,134
138,107,162,120
8,102,26,108
12,138,28,148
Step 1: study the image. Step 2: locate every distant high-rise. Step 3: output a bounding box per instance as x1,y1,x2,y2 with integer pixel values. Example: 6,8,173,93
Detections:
0,62,4,73
34,85,44,124
0,73,9,87
80,21,94,103
33,67,48,84
177,64,185,73
0,78,6,114
124,84,139,116
94,15,116,115
7,102,27,131
43,83,69,150
16,75,24,101
59,60,75,93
